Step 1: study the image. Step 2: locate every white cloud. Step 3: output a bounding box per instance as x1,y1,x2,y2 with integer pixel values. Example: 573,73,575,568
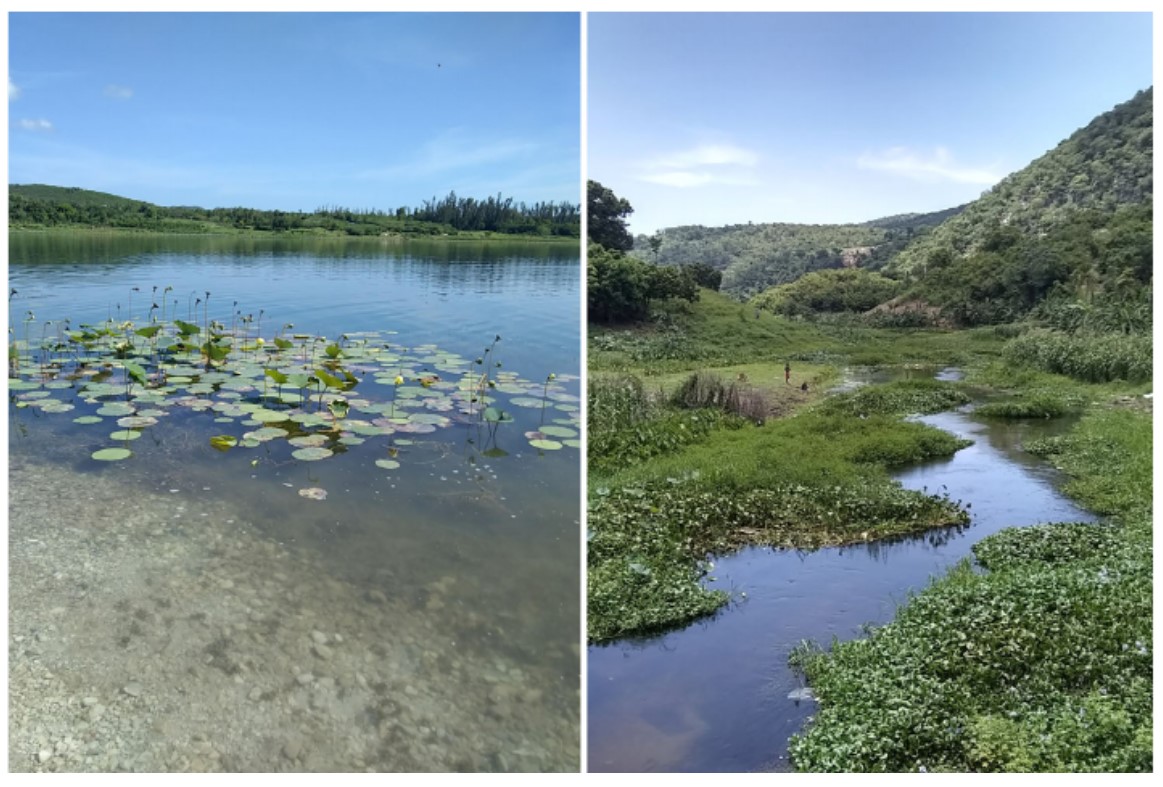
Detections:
857,146,1001,185
17,118,53,132
634,142,760,189
357,128,539,182
647,144,759,170
9,80,20,101
104,84,133,100
638,171,714,188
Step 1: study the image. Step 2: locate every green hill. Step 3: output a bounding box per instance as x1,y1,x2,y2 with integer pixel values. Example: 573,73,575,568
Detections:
11,184,150,209
887,87,1152,278
632,204,965,300
884,88,1153,328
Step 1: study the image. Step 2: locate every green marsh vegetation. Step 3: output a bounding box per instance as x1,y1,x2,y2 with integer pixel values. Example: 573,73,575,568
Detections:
586,247,986,643
788,407,1152,772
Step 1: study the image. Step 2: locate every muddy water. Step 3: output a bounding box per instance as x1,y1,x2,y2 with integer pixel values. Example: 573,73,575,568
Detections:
586,385,1094,772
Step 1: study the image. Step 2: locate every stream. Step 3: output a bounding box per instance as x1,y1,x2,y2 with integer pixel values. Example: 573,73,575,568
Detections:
586,369,1096,773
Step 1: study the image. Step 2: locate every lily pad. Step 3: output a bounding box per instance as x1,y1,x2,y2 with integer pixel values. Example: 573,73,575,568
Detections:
508,397,545,408
374,459,401,470
538,425,578,438
117,415,159,429
244,426,289,442
292,446,334,461
288,434,329,448
298,487,328,500
73,415,104,424
528,439,563,451
110,430,143,441
92,447,132,461
96,402,136,416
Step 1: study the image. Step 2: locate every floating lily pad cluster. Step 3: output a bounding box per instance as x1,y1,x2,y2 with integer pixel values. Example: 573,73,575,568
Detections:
8,314,581,472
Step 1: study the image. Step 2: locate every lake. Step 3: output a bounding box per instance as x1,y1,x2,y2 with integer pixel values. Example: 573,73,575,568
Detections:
7,232,582,772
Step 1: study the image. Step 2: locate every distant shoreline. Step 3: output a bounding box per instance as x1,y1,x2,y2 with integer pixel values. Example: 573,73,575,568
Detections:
8,226,580,244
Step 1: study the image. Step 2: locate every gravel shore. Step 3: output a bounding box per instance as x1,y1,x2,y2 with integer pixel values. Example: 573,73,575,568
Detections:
9,455,580,772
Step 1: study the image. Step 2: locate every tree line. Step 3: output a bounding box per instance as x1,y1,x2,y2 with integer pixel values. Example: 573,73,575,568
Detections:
9,186,580,238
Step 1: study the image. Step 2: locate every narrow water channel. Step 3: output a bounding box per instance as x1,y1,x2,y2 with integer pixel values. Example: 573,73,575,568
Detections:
586,376,1096,773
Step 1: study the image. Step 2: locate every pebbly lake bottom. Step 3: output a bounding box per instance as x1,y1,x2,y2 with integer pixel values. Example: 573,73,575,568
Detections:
586,405,1096,773
9,434,580,772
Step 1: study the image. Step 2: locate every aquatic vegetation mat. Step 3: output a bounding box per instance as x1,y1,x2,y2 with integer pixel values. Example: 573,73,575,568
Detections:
788,408,1153,772
8,307,580,481
587,478,969,644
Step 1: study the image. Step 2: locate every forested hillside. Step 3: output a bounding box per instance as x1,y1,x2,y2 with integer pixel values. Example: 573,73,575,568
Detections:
887,87,1152,277
634,206,964,299
9,185,580,238
886,88,1153,328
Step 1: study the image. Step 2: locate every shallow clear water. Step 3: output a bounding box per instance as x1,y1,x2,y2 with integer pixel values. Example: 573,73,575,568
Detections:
7,233,581,772
586,389,1094,772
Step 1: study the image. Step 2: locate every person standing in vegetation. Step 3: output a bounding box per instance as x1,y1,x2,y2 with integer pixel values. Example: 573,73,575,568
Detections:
785,362,791,385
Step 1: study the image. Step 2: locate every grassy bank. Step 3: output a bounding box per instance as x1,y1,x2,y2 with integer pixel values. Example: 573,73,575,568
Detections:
788,405,1152,772
589,289,1007,375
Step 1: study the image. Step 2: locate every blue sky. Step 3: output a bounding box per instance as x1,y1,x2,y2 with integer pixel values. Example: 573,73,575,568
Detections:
7,12,580,211
588,12,1154,235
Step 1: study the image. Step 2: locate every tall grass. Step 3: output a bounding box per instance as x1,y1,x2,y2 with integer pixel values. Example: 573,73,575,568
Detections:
1003,329,1152,383
670,370,769,424
588,373,744,478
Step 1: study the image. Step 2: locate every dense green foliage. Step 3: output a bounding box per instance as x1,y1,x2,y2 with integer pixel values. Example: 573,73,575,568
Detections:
789,407,1153,772
1002,328,1152,384
1024,409,1152,522
624,90,1151,335
815,379,970,418
586,243,704,323
586,184,715,323
751,268,904,317
903,203,1152,327
974,392,1079,419
587,179,635,251
9,184,580,238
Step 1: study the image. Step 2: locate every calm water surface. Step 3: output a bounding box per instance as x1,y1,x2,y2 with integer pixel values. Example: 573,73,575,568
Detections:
587,374,1095,773
8,233,581,772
